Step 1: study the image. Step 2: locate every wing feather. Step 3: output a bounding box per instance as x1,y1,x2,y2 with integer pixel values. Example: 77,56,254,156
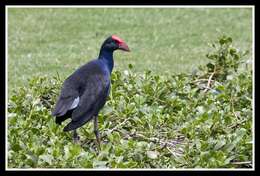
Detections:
63,73,109,131
51,82,79,117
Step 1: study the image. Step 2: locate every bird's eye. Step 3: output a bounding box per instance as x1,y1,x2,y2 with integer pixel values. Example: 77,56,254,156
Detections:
113,40,118,44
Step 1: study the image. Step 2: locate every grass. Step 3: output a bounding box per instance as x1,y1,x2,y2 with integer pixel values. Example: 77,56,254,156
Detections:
8,7,252,93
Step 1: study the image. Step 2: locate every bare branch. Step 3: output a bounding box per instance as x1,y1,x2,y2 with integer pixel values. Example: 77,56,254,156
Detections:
203,70,216,93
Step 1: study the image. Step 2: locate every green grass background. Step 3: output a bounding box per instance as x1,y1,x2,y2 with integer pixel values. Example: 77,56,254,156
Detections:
8,8,252,93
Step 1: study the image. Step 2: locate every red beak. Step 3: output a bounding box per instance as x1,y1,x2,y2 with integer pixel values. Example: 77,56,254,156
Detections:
118,42,130,52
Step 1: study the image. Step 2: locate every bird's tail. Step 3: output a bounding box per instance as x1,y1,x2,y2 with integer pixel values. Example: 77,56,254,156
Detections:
54,109,73,125
63,115,93,132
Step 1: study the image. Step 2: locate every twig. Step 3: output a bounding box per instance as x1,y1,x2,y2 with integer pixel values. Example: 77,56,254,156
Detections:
203,70,216,93
166,147,182,157
168,139,187,145
123,132,186,155
192,79,222,86
104,125,187,157
106,118,130,134
198,85,215,91
228,119,247,129
230,95,240,119
192,79,213,83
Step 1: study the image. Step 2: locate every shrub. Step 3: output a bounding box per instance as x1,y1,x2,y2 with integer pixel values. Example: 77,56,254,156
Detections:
7,36,252,168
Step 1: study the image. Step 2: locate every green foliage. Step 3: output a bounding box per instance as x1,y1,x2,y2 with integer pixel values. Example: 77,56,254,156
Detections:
200,35,250,81
8,36,252,168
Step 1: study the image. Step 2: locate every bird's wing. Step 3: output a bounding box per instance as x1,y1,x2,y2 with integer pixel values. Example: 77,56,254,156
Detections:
63,73,109,131
51,82,79,117
73,73,109,121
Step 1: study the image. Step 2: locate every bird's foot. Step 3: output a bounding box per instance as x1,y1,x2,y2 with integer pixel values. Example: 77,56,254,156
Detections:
96,139,101,151
94,130,101,151
73,135,80,144
73,130,80,144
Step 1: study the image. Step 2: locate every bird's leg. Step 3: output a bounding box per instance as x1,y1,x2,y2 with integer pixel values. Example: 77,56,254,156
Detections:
94,116,101,151
73,129,80,144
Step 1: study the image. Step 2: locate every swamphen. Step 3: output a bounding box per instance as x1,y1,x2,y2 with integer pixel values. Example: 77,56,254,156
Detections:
51,35,130,148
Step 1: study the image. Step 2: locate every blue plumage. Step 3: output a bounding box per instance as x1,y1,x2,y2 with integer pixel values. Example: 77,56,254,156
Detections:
51,35,130,145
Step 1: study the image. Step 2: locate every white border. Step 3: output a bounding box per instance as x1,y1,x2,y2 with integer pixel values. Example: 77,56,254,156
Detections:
4,5,254,8
6,5,8,172
252,5,255,171
5,5,255,171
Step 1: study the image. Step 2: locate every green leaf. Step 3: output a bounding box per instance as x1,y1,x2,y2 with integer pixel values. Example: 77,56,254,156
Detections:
128,64,133,69
147,150,159,159
39,154,53,165
214,140,226,150
11,144,22,152
93,160,108,168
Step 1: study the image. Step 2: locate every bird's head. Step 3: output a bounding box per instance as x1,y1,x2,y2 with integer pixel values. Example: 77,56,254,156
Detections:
101,35,130,52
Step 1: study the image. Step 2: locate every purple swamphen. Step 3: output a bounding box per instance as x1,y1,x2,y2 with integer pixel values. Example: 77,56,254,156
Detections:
52,35,130,148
